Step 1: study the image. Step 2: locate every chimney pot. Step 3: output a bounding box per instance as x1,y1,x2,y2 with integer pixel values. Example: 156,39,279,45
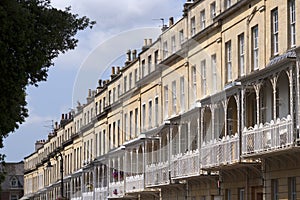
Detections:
112,66,115,75
98,79,102,87
88,89,92,97
117,66,120,74
148,39,152,45
126,50,131,62
169,17,174,26
61,114,64,120
65,113,68,120
144,39,148,47
132,49,137,60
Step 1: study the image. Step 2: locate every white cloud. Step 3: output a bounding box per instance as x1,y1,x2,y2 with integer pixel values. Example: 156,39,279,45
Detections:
51,0,185,71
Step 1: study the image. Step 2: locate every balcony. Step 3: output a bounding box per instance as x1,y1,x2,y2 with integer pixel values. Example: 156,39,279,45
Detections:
71,197,82,200
82,191,93,200
125,174,144,193
95,187,108,200
242,115,293,156
201,133,239,169
71,192,82,200
108,181,125,198
145,161,169,187
171,149,200,179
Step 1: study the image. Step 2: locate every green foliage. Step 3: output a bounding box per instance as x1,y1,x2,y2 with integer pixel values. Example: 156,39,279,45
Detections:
0,0,95,148
0,154,6,189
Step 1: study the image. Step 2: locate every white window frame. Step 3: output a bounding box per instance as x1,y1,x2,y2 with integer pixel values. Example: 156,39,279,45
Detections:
226,41,232,82
192,66,197,99
211,54,217,93
272,8,279,55
124,76,127,92
225,0,231,9
179,29,184,44
134,68,138,84
238,33,245,76
134,108,138,137
201,59,207,95
164,86,169,119
289,0,296,47
148,55,152,74
129,72,132,89
142,104,146,131
129,111,133,139
148,100,152,129
163,41,168,59
191,17,196,36
171,36,176,53
172,81,177,115
200,10,206,30
252,25,259,70
210,2,216,19
142,60,145,77
180,77,185,112
155,96,159,127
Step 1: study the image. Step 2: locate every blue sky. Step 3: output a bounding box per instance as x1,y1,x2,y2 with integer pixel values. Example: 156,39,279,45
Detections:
1,0,186,162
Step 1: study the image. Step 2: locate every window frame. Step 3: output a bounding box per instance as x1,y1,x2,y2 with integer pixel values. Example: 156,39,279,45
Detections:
252,25,259,70
271,8,279,55
225,40,232,82
238,33,245,76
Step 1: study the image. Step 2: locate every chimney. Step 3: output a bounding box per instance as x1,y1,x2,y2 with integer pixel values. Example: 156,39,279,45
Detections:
98,79,102,87
126,50,131,62
125,50,132,65
169,17,174,27
148,39,152,45
161,25,168,32
69,112,72,119
61,114,64,120
65,113,68,120
35,140,45,151
87,89,93,102
55,121,58,129
183,0,193,16
112,66,115,75
111,66,117,79
132,49,137,60
144,39,148,47
76,101,82,112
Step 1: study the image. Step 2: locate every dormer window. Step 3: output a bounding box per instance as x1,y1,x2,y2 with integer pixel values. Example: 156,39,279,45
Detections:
11,177,18,187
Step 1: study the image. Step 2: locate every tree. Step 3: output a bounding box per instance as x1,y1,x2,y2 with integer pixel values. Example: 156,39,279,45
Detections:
0,0,95,148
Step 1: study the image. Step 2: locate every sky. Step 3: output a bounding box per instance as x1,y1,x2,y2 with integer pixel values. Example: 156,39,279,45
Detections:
1,0,186,162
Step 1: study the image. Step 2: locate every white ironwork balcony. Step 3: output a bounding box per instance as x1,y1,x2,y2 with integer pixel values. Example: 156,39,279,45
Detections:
201,133,239,168
71,197,82,200
145,161,169,187
95,187,108,200
82,191,93,200
171,149,199,179
242,115,293,155
71,190,82,200
125,174,144,193
108,181,125,198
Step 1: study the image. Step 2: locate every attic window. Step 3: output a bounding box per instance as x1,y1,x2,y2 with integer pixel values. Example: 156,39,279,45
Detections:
11,177,18,187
